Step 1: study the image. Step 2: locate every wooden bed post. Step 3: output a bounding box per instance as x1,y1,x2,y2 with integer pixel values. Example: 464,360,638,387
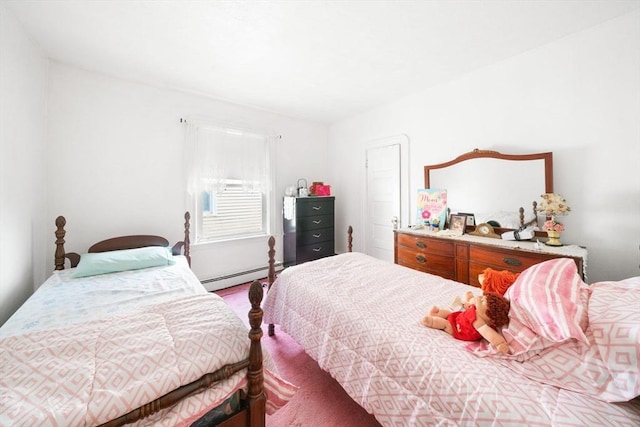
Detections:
54,216,67,270
347,225,353,252
267,236,276,287
183,211,191,266
267,236,276,337
171,211,192,265
247,281,266,427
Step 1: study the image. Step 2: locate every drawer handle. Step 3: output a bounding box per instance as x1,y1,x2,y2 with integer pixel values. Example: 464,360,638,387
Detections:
416,241,426,248
313,233,322,238
312,206,322,210
503,257,522,266
312,247,322,252
416,255,426,263
313,220,322,224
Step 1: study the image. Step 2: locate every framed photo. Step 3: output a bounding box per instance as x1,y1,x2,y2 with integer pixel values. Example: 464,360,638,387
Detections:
449,214,467,235
458,212,475,226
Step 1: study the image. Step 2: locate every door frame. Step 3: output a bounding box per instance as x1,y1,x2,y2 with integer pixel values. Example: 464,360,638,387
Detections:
362,134,410,256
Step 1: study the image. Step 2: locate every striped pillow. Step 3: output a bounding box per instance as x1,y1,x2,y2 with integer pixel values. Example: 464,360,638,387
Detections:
505,258,589,344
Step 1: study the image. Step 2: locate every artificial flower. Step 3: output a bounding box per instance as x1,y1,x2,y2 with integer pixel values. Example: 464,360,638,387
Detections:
537,193,571,217
543,220,565,232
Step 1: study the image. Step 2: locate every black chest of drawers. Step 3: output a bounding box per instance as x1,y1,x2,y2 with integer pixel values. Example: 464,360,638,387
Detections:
283,196,335,267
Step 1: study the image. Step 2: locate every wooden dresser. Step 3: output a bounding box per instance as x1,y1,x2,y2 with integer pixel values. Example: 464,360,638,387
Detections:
394,228,587,286
283,196,335,267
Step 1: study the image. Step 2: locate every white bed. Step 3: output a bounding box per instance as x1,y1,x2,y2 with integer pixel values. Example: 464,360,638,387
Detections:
263,251,640,426
0,216,295,427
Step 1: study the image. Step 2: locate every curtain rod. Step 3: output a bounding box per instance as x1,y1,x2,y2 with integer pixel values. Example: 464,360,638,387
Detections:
180,117,282,139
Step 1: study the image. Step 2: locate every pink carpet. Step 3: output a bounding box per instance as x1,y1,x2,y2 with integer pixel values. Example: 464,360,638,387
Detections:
216,283,382,427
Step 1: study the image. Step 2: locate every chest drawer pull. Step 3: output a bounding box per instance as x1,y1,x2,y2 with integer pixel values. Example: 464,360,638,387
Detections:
313,220,322,224
313,233,322,238
503,257,522,266
312,247,322,252
312,206,322,210
416,255,427,263
416,241,426,248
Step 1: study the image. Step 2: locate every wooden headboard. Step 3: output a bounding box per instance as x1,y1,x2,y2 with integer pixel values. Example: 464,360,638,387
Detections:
54,211,192,270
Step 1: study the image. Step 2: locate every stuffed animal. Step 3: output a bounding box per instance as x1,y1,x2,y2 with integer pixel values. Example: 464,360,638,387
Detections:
422,291,511,354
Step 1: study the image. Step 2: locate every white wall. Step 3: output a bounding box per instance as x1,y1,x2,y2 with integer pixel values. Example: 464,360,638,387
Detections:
45,63,328,290
329,10,640,283
0,4,48,325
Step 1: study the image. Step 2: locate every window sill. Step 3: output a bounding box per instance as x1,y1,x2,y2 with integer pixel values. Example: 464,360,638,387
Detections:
191,233,270,250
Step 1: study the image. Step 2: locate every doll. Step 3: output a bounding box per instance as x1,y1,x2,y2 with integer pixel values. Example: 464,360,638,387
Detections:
422,291,511,354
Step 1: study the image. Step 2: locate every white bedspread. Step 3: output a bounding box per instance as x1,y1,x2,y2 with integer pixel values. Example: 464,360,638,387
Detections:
263,252,640,426
0,256,205,337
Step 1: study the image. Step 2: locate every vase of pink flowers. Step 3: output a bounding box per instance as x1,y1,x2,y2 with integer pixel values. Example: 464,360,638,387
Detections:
537,193,570,246
543,221,564,246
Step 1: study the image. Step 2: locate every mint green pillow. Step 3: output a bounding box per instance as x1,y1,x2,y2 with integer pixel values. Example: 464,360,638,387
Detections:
72,246,176,278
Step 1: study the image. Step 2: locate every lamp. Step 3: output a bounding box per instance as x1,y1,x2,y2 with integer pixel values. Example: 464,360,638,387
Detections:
536,193,570,246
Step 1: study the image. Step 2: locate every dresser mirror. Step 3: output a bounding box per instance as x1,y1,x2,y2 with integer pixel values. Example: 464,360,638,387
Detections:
424,149,553,231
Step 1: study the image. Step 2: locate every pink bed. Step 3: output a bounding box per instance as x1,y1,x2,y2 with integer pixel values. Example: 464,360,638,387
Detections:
263,252,640,426
0,215,296,427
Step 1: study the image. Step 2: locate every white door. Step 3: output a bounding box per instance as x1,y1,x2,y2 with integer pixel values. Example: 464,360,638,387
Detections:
365,137,406,262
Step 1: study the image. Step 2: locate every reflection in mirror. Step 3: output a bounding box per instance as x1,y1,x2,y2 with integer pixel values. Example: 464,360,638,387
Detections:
424,150,553,230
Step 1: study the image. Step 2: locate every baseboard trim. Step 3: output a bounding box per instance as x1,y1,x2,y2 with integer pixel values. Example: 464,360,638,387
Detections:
200,262,283,291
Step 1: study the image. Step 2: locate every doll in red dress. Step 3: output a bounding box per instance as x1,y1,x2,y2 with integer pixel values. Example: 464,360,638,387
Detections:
422,291,511,354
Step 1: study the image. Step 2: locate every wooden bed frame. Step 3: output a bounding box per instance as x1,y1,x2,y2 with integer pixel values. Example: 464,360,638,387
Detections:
52,211,270,427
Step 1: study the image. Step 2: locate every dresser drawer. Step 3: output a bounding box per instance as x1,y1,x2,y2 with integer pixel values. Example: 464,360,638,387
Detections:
470,246,556,271
297,241,335,263
295,198,335,217
297,228,334,245
396,247,455,279
296,214,334,231
468,246,560,286
396,233,454,256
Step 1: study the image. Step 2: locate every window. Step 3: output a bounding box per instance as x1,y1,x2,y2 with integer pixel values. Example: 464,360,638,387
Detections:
200,180,263,240
185,121,276,243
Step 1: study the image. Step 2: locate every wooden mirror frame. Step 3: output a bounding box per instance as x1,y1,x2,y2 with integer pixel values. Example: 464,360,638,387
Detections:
424,149,553,232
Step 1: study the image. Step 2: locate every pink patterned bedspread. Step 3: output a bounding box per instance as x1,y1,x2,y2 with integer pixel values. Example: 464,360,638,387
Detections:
263,252,640,426
1,293,295,426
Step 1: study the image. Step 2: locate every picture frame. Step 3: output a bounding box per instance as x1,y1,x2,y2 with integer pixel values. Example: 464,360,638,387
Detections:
416,189,448,230
458,212,475,226
449,214,467,235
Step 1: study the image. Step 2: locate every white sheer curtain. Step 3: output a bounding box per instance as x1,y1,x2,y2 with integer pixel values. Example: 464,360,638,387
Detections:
184,118,277,242
184,120,273,197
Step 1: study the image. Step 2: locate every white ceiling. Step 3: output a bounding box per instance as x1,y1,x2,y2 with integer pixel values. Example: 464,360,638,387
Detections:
5,0,639,124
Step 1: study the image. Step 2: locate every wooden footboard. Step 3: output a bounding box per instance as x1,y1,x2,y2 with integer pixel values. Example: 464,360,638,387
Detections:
97,280,265,427
268,226,353,337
